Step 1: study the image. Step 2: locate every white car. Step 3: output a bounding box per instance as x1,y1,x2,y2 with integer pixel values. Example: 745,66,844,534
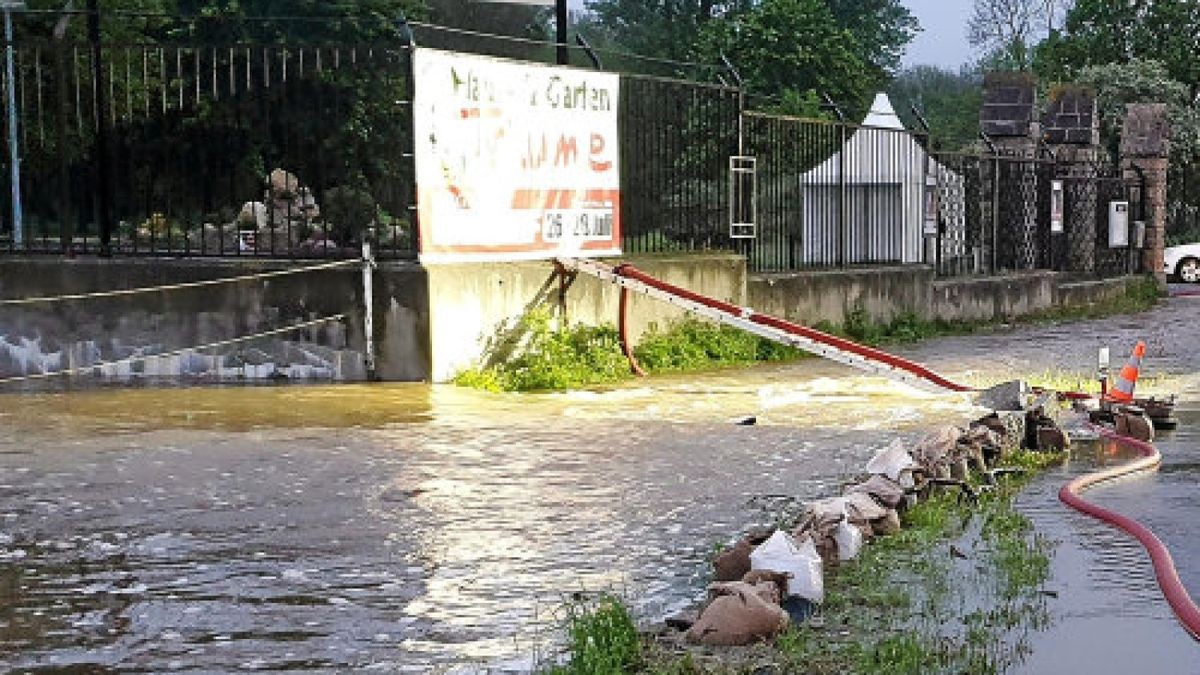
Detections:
1166,242,1200,283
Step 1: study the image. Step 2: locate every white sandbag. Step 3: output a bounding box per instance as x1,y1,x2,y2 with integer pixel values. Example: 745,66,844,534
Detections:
865,440,916,482
750,530,824,603
834,520,863,561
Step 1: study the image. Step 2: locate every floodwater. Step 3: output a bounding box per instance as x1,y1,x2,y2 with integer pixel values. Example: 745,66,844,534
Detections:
1,295,1199,672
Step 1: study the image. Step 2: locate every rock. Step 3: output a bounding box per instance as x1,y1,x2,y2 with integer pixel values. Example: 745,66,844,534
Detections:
685,582,789,646
296,187,321,220
950,457,970,481
202,223,240,253
237,201,268,230
268,168,300,200
665,608,700,632
299,235,340,256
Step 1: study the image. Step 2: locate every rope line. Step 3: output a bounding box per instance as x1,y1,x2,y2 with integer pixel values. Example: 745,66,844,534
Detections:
0,259,358,308
0,314,346,386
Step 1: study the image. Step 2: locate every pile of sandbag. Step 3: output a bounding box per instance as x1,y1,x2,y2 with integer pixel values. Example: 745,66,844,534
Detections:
675,409,1063,647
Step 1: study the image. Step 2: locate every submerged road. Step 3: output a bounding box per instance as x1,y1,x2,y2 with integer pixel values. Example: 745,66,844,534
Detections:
0,292,1197,672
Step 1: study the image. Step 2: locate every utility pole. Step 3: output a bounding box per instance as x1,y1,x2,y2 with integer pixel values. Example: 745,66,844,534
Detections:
2,1,24,250
86,0,113,255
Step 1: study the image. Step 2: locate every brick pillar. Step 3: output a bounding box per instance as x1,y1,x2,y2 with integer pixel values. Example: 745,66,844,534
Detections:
1120,103,1171,288
981,73,1039,272
1042,86,1101,274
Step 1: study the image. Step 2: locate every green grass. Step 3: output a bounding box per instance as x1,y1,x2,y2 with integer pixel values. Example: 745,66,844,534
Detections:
453,312,800,392
549,595,643,675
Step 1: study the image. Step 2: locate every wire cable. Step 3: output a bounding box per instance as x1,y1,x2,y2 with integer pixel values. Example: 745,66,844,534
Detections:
0,313,346,386
0,258,358,308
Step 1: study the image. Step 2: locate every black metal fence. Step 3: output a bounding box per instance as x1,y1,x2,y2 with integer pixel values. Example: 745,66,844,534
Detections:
0,38,416,258
0,13,1152,277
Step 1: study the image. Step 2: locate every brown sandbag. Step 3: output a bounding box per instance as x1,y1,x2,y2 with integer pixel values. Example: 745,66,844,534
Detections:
843,491,889,523
847,474,906,509
685,583,790,646
713,538,755,582
739,570,789,605
872,509,902,536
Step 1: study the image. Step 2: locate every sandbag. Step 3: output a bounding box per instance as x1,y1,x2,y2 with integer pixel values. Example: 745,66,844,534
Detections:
847,474,906,509
872,509,902,536
709,579,779,606
713,538,755,582
685,583,790,646
750,530,824,603
865,440,916,481
911,426,962,465
834,520,863,561
843,491,888,523
741,569,790,604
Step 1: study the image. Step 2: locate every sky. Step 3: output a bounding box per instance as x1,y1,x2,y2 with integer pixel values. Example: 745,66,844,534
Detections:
900,0,975,69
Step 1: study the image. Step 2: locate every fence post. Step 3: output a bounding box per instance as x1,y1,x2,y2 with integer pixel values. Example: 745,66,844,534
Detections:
4,7,21,250
1120,103,1170,288
362,241,377,379
86,0,114,255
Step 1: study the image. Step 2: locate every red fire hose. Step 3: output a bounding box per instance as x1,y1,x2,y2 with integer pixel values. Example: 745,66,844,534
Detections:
1059,427,1200,641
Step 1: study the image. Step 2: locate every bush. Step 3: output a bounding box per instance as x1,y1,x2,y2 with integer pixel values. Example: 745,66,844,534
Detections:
550,595,642,675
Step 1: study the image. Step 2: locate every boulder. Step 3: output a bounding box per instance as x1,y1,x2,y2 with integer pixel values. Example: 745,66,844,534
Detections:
268,168,300,200
237,201,269,230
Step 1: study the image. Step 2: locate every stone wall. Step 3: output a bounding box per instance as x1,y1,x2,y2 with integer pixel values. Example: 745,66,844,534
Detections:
0,257,431,384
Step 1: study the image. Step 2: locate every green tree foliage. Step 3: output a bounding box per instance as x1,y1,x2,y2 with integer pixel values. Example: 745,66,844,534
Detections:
888,65,984,151
1035,0,1200,99
1070,60,1200,171
695,0,868,106
580,0,917,111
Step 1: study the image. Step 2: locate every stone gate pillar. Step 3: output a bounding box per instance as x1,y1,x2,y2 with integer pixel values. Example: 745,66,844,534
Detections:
1042,86,1101,275
1120,103,1170,288
980,73,1039,271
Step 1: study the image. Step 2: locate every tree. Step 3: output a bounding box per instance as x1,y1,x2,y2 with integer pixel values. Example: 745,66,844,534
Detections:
1071,60,1200,171
580,0,916,110
887,65,984,151
695,0,869,108
1035,0,1200,99
824,0,919,88
967,0,1047,70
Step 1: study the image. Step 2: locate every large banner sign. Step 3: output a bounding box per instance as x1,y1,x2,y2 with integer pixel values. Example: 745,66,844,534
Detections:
413,49,622,263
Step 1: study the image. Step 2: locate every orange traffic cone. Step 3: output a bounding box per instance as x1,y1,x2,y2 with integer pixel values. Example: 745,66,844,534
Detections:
1105,341,1146,404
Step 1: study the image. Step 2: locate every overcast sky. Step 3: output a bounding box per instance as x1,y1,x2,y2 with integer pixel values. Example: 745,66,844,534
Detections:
901,0,975,69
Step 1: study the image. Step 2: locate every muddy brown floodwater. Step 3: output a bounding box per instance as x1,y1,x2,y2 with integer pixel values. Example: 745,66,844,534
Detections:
1,296,1198,673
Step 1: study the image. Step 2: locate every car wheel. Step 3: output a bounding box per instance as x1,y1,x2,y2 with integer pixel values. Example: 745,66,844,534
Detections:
1181,257,1200,284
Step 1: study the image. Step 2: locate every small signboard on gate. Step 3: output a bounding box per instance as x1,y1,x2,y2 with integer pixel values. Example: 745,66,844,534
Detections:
1050,180,1064,234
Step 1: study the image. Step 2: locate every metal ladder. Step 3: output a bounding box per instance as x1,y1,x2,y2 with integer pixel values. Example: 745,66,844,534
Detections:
558,257,965,394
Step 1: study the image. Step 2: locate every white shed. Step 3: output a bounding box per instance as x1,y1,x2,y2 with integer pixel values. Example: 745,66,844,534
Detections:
794,92,947,266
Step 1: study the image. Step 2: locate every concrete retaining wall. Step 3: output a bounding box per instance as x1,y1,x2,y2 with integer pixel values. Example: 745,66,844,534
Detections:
0,254,1145,385
749,266,1144,327
425,254,744,382
0,257,431,384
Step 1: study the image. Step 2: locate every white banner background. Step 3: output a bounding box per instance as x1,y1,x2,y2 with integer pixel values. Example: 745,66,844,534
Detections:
413,48,622,263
